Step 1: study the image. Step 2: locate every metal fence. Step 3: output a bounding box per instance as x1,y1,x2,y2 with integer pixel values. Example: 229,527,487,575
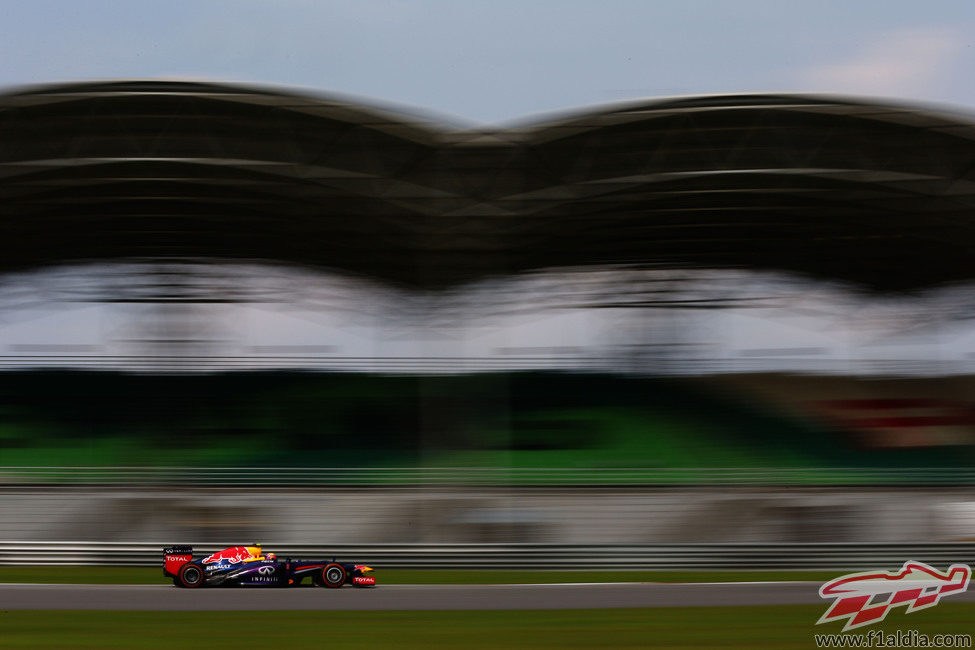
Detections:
2,541,973,570
3,466,975,486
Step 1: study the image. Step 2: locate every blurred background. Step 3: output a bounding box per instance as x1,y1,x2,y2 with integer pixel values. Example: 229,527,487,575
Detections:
1,2,975,568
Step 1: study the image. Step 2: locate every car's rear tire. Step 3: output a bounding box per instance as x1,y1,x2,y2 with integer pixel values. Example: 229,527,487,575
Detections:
178,563,205,588
320,563,346,588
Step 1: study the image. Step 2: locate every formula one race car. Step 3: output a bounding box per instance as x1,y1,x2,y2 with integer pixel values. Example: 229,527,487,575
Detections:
163,544,376,588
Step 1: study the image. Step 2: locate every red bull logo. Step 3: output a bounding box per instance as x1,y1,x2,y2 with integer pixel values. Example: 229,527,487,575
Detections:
202,546,253,565
817,561,971,631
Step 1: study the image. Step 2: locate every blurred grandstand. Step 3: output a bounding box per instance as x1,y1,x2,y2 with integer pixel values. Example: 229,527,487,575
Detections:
1,81,975,558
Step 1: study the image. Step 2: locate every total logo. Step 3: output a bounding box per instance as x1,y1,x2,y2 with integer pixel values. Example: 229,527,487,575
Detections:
354,576,376,586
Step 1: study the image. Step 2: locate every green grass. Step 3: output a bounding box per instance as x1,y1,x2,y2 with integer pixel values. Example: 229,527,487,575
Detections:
0,566,841,585
1,605,973,649
0,567,161,585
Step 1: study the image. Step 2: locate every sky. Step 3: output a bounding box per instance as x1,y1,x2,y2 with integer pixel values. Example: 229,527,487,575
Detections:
1,1,974,125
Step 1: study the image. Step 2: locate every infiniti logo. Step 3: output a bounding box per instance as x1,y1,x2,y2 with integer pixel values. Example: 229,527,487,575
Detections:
258,566,275,575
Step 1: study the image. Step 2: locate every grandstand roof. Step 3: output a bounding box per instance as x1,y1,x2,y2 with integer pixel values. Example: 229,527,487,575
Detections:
2,80,975,291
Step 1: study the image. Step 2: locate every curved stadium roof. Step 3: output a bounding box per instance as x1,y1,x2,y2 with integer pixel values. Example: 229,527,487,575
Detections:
2,80,975,291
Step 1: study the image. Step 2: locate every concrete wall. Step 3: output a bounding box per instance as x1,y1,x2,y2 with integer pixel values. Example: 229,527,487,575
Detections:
1,486,972,544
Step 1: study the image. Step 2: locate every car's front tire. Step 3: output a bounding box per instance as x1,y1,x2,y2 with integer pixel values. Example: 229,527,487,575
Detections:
178,563,205,588
319,563,346,588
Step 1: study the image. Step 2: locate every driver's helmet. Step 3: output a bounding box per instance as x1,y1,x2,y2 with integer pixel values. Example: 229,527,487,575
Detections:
265,552,277,561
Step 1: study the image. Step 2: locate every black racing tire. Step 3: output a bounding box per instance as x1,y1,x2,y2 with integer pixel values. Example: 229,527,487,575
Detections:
178,563,205,588
320,563,346,588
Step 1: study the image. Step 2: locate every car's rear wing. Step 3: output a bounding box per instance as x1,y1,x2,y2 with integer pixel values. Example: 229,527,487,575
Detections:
163,545,193,578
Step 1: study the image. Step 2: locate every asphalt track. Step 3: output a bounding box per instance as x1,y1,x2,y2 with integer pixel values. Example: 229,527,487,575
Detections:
3,582,973,611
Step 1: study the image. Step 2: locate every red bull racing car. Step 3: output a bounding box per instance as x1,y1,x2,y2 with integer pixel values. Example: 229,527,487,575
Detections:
163,544,376,588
